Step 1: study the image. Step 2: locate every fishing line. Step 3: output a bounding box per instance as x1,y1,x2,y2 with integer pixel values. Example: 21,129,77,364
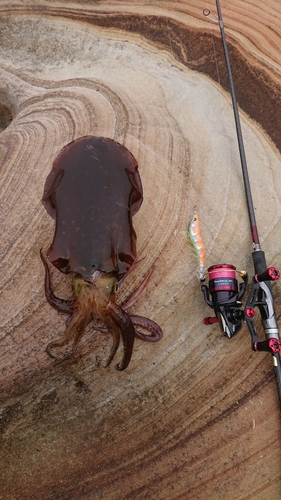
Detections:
211,30,221,85
165,17,174,57
204,4,260,249
203,8,221,85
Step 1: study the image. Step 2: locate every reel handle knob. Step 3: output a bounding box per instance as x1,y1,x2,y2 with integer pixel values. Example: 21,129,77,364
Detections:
254,267,280,283
203,317,218,325
253,338,281,354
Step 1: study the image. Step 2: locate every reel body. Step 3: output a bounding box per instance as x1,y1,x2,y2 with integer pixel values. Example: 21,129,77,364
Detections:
201,264,247,338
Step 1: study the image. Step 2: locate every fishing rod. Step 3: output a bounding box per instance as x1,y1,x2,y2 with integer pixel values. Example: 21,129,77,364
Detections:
197,0,281,406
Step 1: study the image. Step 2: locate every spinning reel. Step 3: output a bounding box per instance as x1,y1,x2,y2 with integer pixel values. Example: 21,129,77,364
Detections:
201,264,247,338
201,262,281,354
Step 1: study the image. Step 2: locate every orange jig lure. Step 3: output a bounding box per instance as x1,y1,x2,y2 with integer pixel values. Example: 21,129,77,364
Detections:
183,211,206,280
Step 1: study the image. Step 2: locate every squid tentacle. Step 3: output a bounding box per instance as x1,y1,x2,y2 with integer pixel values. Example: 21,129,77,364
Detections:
106,302,135,371
120,270,163,342
72,318,93,357
89,313,163,344
40,249,75,314
46,309,90,360
103,329,120,368
121,268,153,310
117,257,145,287
130,315,163,343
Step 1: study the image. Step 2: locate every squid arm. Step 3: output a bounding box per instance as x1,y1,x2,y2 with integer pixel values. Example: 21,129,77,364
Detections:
40,249,75,314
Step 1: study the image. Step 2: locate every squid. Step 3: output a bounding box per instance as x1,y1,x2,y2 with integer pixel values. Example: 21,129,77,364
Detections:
41,136,163,370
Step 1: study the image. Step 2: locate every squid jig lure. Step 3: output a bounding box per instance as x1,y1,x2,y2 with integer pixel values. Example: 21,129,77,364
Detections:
182,210,206,281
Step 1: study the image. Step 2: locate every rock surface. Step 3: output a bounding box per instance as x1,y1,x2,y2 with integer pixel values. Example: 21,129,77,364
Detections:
1,1,281,498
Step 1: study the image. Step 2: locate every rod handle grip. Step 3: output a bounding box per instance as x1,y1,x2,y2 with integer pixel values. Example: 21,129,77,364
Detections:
252,250,267,274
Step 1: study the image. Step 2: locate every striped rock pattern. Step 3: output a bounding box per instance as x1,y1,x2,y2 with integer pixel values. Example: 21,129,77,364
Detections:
1,1,281,498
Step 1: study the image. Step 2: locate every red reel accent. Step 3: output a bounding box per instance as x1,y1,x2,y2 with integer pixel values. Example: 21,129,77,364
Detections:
245,308,255,318
269,338,281,353
203,317,218,325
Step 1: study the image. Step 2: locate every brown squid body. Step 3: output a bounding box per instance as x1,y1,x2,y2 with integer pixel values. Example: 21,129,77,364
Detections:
41,136,162,369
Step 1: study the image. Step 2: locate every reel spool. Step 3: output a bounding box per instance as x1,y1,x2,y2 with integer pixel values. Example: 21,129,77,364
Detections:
201,264,248,338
